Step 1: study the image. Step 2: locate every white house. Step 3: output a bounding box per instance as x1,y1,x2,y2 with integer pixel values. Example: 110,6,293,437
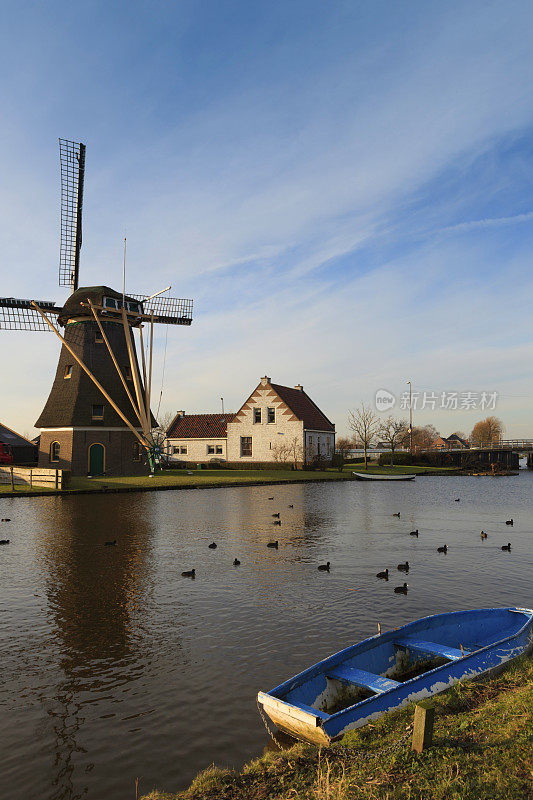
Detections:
166,376,335,466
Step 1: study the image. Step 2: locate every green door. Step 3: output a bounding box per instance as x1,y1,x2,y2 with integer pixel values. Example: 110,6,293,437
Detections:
89,443,105,476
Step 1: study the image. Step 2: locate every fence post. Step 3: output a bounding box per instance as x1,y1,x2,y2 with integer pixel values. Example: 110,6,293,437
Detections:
10,467,15,492
412,700,434,753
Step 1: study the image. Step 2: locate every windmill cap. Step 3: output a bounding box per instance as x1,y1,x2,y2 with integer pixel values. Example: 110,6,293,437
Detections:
58,286,140,325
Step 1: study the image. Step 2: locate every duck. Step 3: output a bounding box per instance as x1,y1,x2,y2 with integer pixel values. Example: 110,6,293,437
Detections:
288,504,294,509
392,512,400,518
505,519,513,526
268,497,274,500
317,562,330,571
376,568,389,580
208,542,217,549
437,544,448,553
397,561,409,572
480,531,487,539
394,582,408,594
409,529,419,537
0,540,9,545
1,518,11,522
105,540,117,546
233,558,241,566
455,498,460,502
181,568,195,578
273,519,282,526
267,541,279,548
501,543,512,552
271,513,280,518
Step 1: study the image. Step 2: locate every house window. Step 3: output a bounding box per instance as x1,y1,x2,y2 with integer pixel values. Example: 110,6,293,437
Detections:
207,445,215,455
173,446,180,454
132,442,142,462
92,404,104,420
50,441,60,463
253,408,262,424
180,446,188,455
240,436,252,457
64,365,73,379
215,446,223,455
267,408,275,423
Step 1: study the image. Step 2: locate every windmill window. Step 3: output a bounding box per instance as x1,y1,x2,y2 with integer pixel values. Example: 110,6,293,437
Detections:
104,297,117,309
132,442,142,462
64,365,73,379
240,436,252,457
124,366,132,381
253,408,262,424
50,441,60,463
127,302,140,313
207,445,215,455
92,404,104,420
267,407,276,423
95,334,104,344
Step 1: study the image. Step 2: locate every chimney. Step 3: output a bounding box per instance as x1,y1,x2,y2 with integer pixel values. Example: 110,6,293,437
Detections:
176,410,185,418
294,384,303,391
260,376,271,386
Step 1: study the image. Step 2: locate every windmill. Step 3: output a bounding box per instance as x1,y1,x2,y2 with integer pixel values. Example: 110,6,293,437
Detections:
0,139,193,477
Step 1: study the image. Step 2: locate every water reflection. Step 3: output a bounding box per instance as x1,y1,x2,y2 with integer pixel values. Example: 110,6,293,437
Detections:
0,475,531,800
34,497,154,799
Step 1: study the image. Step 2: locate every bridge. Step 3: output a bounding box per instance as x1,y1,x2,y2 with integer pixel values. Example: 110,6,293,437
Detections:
497,440,533,451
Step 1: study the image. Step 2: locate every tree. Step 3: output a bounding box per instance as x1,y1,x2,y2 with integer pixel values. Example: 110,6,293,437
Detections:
401,424,440,452
470,416,504,447
348,404,380,469
333,436,353,472
272,440,291,464
287,436,304,469
378,417,408,466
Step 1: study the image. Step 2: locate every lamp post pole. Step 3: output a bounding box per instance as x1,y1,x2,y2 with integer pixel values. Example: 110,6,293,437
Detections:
407,381,413,454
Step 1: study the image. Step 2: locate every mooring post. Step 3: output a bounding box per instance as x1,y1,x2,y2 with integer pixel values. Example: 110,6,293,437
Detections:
10,466,15,492
412,700,434,753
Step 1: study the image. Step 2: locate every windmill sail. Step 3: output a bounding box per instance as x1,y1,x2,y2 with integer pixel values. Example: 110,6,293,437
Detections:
0,298,61,331
128,293,193,325
59,138,86,292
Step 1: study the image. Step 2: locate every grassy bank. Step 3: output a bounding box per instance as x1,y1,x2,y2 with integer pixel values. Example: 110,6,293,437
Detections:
0,464,462,496
142,656,532,800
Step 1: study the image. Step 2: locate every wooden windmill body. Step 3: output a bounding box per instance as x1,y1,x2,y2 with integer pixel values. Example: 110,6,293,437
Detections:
0,140,193,477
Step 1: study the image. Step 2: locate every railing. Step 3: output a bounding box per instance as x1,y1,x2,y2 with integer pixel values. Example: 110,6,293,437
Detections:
0,466,69,489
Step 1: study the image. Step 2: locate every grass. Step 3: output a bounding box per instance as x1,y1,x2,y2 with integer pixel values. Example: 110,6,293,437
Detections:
0,462,462,495
141,656,533,800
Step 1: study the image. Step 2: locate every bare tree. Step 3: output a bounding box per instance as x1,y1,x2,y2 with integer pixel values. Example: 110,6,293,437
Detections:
401,424,440,452
470,416,504,447
157,409,177,433
378,417,408,466
332,436,353,472
271,440,291,464
348,404,380,469
287,436,304,469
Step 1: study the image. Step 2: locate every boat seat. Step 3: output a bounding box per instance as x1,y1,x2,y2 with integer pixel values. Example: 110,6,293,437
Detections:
326,665,401,694
394,637,469,661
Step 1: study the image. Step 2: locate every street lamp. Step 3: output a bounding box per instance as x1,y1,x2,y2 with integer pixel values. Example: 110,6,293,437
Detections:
407,381,413,453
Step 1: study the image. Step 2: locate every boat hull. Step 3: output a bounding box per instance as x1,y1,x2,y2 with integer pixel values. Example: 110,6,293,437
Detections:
352,472,416,481
257,608,533,744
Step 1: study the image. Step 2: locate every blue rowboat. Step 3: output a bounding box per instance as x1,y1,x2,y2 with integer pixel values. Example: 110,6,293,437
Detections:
257,607,533,745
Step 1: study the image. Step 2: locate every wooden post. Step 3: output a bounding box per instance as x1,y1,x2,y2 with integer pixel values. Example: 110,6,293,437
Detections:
122,308,149,434
378,622,382,636
412,700,434,753
10,466,15,492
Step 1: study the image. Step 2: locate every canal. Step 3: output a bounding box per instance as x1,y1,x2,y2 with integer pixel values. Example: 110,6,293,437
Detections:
0,474,531,799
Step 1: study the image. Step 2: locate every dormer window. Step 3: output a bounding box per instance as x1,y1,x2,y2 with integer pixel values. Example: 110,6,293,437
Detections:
92,404,104,420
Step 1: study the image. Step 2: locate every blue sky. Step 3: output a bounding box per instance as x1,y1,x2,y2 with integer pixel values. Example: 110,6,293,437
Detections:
1,0,533,438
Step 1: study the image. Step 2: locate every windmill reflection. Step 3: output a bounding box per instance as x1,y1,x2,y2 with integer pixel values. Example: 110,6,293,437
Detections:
35,495,153,800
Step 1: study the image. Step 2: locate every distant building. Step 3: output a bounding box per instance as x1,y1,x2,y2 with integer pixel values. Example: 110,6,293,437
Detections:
0,422,38,465
432,434,469,450
166,376,335,466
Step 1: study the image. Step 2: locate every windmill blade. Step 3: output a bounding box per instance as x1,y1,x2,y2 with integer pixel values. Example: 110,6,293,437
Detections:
59,138,86,292
129,293,193,325
0,298,61,331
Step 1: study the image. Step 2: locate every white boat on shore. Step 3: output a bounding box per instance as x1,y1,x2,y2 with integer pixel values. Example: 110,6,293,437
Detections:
352,471,416,481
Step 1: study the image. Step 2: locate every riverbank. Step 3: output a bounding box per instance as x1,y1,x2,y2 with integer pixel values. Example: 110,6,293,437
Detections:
0,464,460,498
142,655,532,800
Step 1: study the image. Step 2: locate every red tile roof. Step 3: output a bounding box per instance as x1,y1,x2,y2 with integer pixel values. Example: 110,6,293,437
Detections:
270,384,335,432
167,413,235,439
